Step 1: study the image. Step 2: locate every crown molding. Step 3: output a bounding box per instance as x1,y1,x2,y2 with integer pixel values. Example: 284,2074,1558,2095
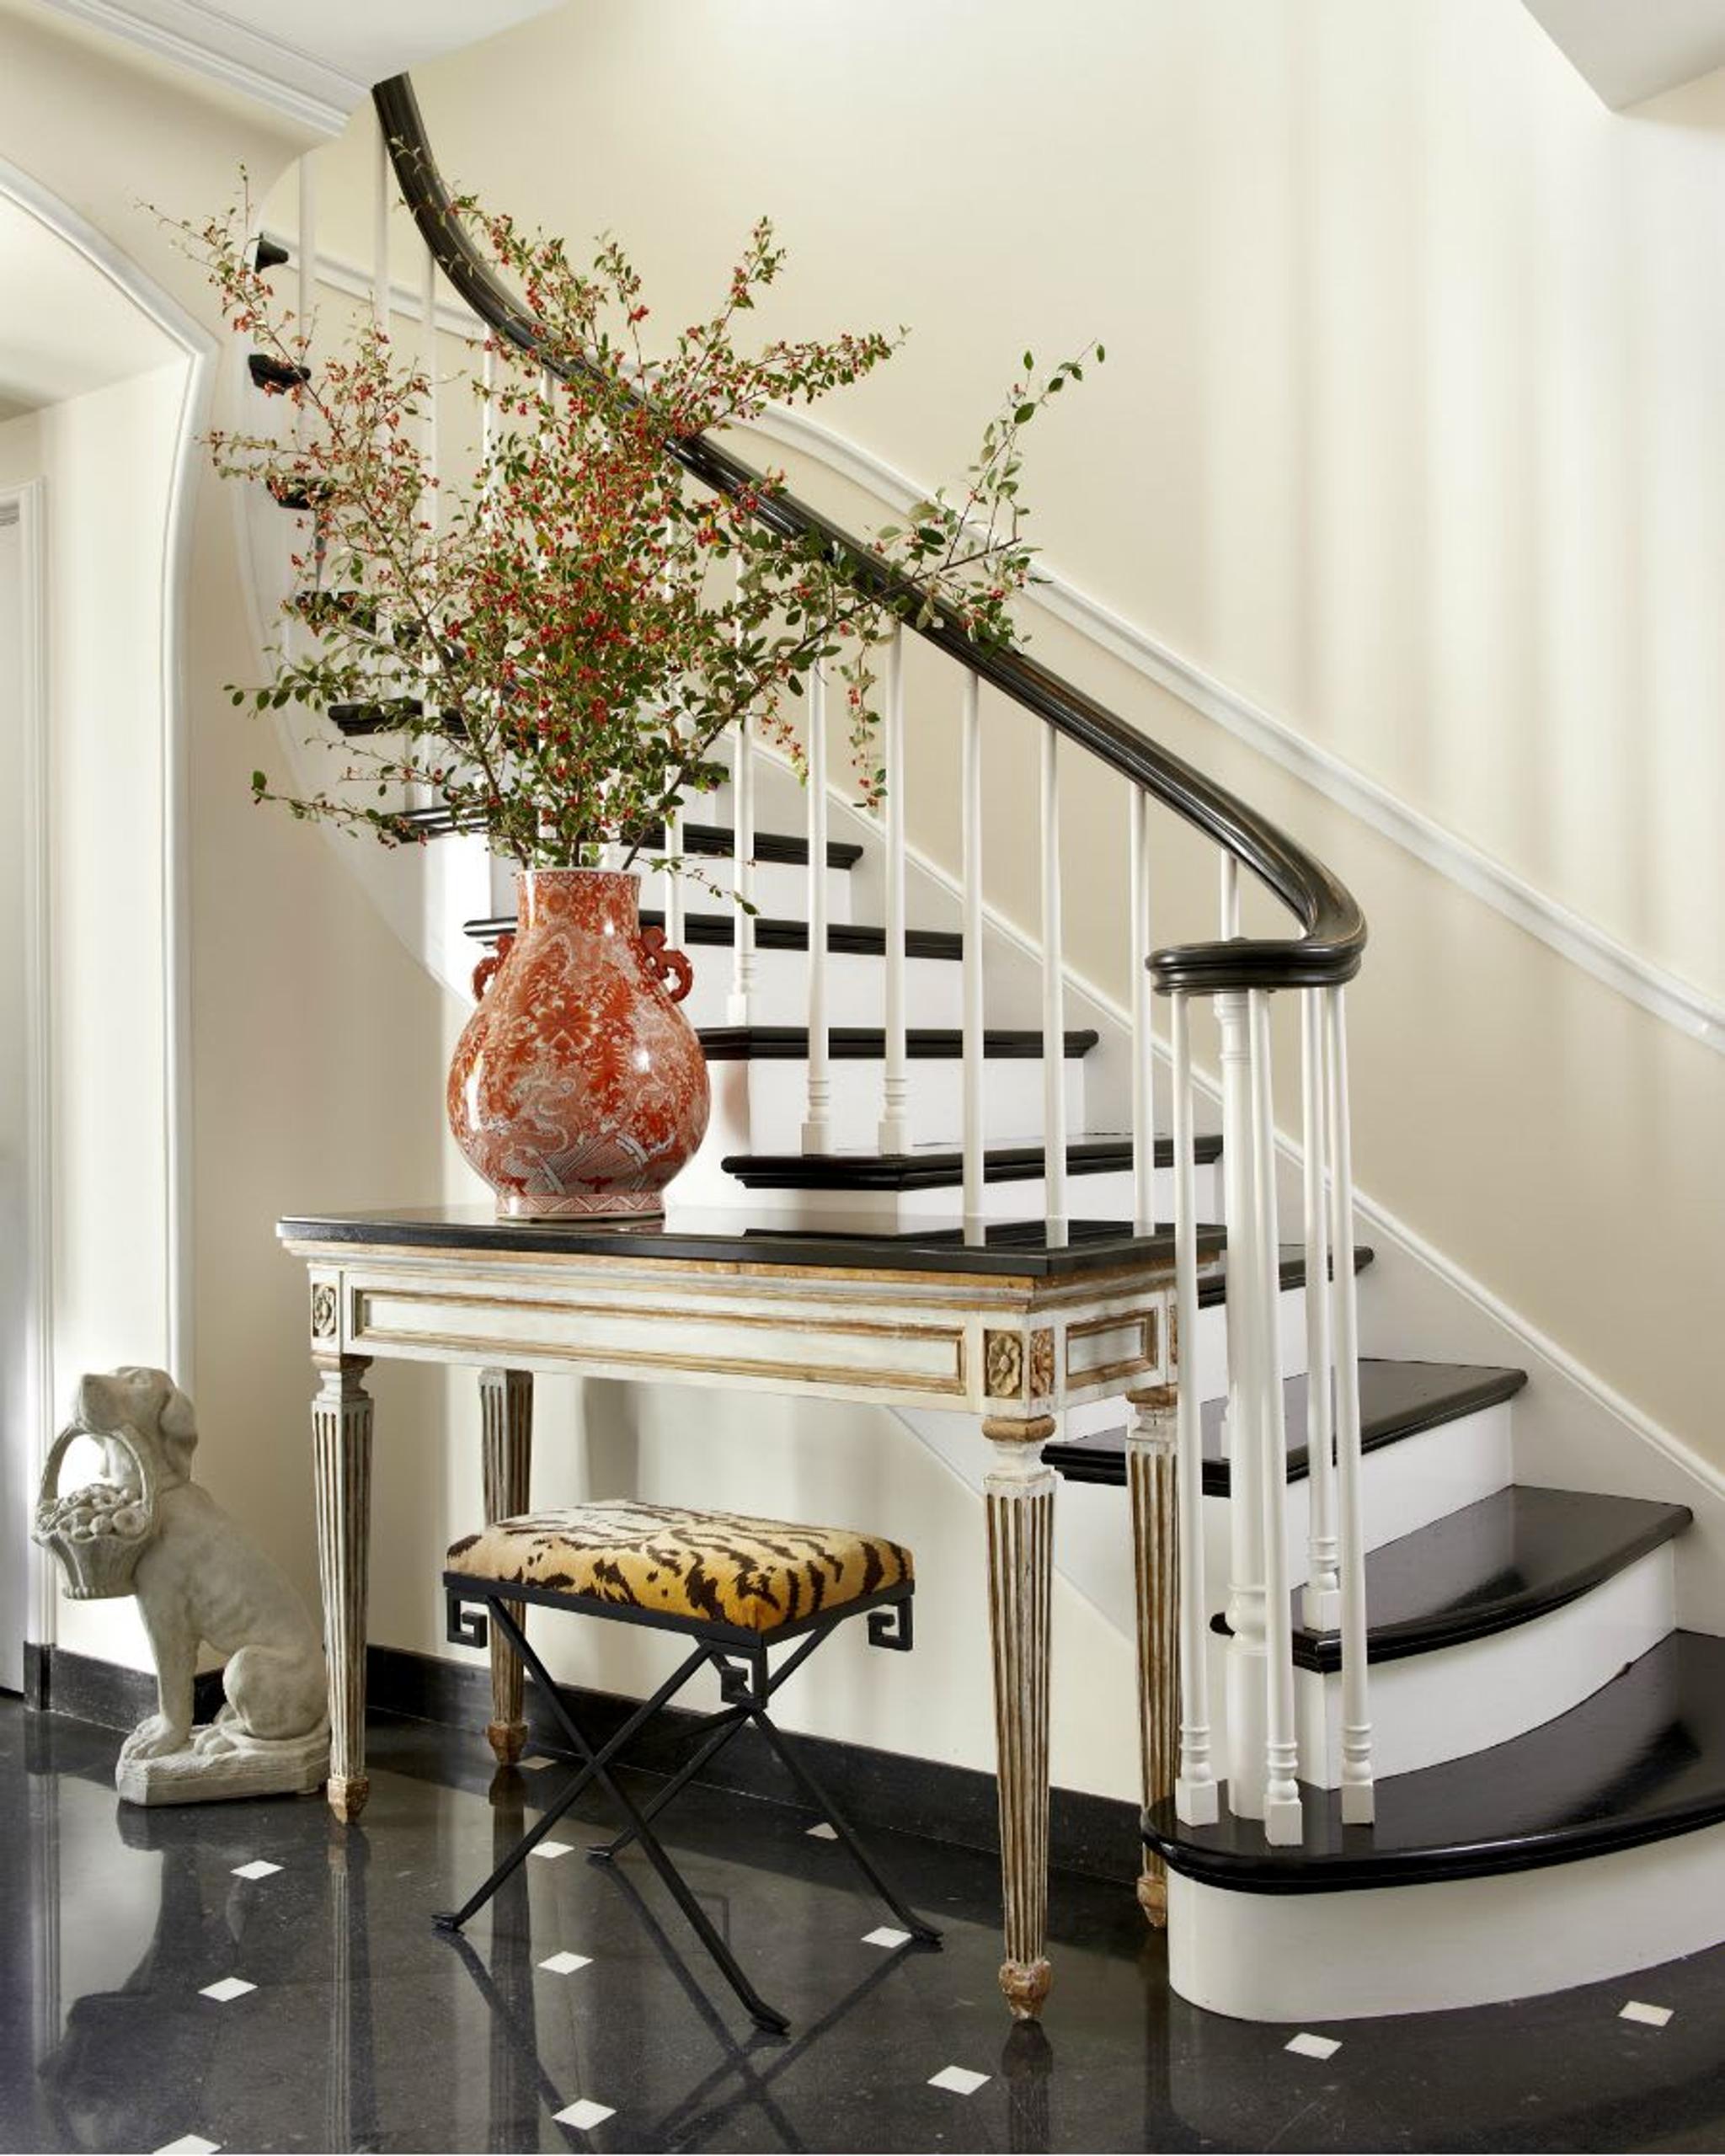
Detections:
31,0,366,136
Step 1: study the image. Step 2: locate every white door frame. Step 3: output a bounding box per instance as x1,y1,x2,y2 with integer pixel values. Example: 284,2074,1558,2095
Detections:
3,481,49,1667
0,159,214,1666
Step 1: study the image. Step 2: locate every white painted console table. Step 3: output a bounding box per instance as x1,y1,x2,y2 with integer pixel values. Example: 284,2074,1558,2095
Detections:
279,1204,1210,2020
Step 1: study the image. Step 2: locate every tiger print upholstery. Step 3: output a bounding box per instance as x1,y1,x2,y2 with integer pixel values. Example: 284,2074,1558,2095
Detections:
446,1500,914,1634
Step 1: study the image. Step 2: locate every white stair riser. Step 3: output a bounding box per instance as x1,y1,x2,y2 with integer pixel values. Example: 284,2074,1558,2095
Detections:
638,859,853,926
743,1159,1223,1233
1203,1402,1515,1602
1167,1815,1725,2021
676,947,959,1029
1293,1544,1674,1784
727,1052,1088,1154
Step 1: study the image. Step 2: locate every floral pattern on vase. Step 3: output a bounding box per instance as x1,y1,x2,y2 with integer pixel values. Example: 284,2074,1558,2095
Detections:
448,868,709,1219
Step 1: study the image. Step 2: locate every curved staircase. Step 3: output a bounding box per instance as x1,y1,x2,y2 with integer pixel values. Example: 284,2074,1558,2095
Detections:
236,77,1725,2028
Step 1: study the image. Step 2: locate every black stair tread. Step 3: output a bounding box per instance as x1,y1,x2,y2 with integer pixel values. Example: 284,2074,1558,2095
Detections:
1045,1350,1509,1492
700,1026,1098,1060
253,233,291,272
1146,1630,1725,1892
721,1132,1225,1189
403,811,861,868
1289,1486,1691,1673
462,910,960,959
281,1201,1223,1281
248,352,309,392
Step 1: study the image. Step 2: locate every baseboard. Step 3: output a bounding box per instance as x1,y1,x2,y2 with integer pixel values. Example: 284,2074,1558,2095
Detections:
24,1643,223,1730
366,1642,1140,1884
17,1639,1140,1882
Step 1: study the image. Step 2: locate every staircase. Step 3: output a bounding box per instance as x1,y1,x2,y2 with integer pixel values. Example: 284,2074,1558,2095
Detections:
233,77,1725,2028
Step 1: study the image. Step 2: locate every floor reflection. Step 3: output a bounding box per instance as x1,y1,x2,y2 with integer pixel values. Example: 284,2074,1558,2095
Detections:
16,1700,1725,2154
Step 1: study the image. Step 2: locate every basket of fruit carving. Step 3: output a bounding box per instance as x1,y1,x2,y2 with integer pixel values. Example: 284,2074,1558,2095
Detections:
32,1425,159,1599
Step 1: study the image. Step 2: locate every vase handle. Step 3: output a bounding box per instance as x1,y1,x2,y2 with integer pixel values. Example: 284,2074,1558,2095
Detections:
639,926,695,1005
473,931,514,1001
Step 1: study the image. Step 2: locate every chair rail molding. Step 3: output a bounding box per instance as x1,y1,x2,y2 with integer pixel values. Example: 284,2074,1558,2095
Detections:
750,403,1725,1061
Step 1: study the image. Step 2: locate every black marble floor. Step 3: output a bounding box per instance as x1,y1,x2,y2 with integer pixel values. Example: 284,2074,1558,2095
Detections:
10,1700,1725,2153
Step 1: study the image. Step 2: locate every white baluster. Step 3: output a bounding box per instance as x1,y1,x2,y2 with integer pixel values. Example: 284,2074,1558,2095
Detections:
371,117,389,334
1171,991,1219,1826
727,632,756,1026
419,237,438,526
1220,853,1241,940
1130,789,1155,1233
960,674,985,1244
800,665,830,1152
1251,990,1301,1844
296,152,317,435
1215,983,1265,1817
878,627,909,1155
663,786,685,954
1325,985,1375,1823
1039,724,1067,1246
1301,990,1341,1630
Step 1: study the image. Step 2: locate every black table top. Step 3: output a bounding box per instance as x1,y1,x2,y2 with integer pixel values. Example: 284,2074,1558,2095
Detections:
278,1204,1221,1282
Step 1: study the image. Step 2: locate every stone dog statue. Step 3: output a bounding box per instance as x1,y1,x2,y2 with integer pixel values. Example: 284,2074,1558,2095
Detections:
33,1366,329,1805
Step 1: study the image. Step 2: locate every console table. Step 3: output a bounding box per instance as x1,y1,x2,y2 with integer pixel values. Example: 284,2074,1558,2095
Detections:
279,1204,1210,2020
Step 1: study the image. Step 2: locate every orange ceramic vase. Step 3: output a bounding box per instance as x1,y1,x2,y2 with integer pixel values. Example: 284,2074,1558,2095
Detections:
447,868,709,1220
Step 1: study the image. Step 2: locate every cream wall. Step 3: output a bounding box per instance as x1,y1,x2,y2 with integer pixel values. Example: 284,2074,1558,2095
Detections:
309,0,1724,1454
7,0,1722,1806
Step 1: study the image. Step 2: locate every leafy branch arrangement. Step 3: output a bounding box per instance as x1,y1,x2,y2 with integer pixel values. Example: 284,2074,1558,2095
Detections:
171,176,1099,872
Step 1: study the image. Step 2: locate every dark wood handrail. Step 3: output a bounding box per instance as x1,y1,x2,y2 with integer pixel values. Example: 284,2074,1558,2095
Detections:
371,73,1365,995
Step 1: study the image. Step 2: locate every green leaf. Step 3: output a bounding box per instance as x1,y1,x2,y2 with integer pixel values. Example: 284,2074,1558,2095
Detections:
1014,404,1036,424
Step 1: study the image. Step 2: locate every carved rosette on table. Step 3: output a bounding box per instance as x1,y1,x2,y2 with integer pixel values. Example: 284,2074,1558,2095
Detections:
983,1327,1056,1406
448,867,709,1220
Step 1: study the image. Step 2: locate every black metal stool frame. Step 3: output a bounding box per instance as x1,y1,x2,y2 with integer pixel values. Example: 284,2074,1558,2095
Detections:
435,1571,942,2032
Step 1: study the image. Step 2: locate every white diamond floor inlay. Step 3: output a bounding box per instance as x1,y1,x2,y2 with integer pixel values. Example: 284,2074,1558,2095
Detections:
231,1860,281,1881
1621,2001,1674,2028
154,2138,221,2153
520,1755,557,1770
553,2099,616,2129
805,1822,838,1840
862,1926,912,1949
1286,2032,1341,2060
197,1978,256,2004
539,1951,593,1975
530,1840,574,1860
928,2066,989,2096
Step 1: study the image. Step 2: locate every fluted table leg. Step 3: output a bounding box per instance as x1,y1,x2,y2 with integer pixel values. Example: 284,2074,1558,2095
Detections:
313,1354,373,1823
1126,1385,1178,1926
984,1412,1056,2021
479,1368,533,1764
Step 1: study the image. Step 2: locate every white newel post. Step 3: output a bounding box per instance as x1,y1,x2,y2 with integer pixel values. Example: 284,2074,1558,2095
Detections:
879,625,909,1154
1325,984,1375,1823
1301,989,1341,1629
800,664,831,1151
960,674,985,1243
1215,985,1266,1815
1171,991,1219,1826
1251,991,1301,1844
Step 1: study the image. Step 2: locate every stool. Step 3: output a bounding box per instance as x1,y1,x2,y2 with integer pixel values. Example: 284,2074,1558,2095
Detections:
436,1499,943,2031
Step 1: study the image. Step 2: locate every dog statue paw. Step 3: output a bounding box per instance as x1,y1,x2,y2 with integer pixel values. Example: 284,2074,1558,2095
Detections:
33,1367,330,1806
